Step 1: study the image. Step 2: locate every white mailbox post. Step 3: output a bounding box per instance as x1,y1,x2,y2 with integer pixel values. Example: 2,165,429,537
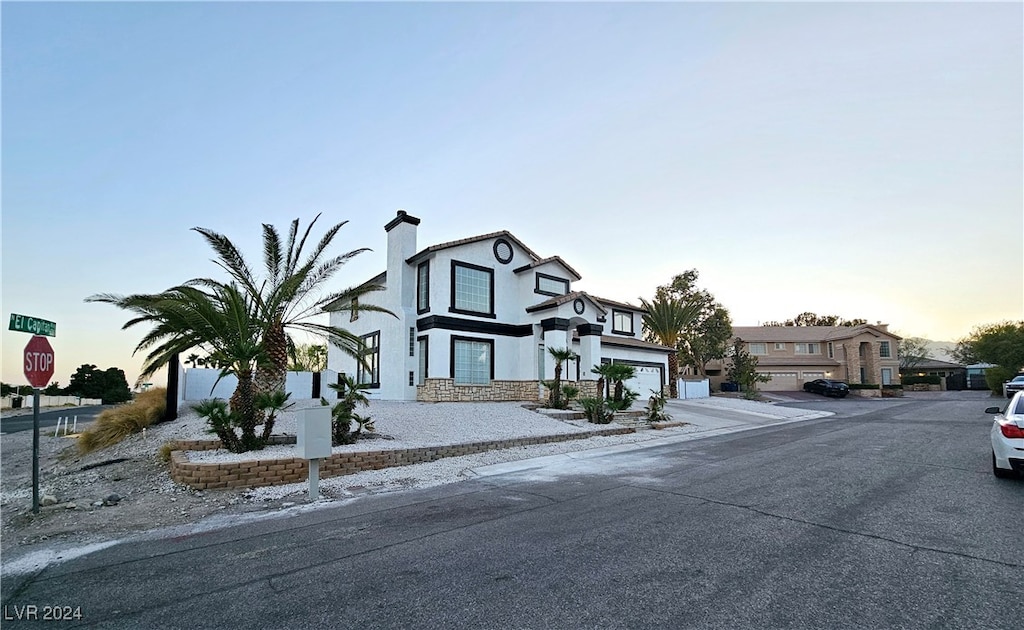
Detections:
297,407,332,500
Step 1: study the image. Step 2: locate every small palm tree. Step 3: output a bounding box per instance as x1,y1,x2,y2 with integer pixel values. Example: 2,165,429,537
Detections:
547,347,576,408
327,374,371,445
640,296,702,398
591,363,618,400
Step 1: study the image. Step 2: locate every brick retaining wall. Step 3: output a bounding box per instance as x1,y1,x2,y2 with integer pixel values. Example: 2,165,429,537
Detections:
167,426,635,490
416,379,601,402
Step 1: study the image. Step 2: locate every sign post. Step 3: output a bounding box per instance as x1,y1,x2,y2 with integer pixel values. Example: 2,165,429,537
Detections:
23,335,55,514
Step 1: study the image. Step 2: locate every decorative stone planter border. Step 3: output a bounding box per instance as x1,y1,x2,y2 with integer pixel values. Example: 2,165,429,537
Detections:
167,426,635,490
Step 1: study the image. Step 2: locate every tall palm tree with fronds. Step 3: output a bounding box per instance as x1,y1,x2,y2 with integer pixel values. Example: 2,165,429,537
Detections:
640,296,703,398
87,283,270,451
190,214,392,395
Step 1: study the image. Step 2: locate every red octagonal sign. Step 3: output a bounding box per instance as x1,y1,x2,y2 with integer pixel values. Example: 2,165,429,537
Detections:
24,335,55,389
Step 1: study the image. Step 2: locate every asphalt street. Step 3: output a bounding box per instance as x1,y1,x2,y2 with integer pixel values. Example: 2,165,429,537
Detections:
2,393,1021,629
0,406,107,435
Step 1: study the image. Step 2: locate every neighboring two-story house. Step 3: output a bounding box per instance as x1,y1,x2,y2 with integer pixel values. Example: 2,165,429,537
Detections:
324,211,672,402
718,325,902,392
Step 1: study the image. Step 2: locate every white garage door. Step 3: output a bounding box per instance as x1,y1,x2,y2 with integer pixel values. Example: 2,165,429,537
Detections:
624,365,663,397
763,371,799,391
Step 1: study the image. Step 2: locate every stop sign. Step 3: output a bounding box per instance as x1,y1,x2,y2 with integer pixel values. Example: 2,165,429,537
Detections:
24,335,55,389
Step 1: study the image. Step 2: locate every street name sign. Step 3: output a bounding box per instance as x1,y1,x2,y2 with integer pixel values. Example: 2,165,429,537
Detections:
9,314,56,337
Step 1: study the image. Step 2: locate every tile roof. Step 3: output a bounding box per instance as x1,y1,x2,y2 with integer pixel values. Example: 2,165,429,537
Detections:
512,256,582,281
600,335,675,353
525,291,607,315
732,325,900,342
406,230,542,264
593,296,648,313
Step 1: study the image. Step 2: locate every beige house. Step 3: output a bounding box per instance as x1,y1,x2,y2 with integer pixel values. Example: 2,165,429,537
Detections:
712,324,902,392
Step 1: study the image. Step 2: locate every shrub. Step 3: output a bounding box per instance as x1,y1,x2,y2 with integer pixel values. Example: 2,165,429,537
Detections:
645,389,672,423
542,382,581,410
579,397,615,424
327,375,372,446
902,375,940,386
847,383,882,390
986,365,1019,395
77,388,167,454
607,387,640,412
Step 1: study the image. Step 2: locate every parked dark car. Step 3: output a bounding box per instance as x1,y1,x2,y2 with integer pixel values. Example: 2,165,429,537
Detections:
803,379,850,398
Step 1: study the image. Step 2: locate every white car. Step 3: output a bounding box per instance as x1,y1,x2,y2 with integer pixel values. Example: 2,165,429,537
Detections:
1003,374,1024,398
988,391,1024,479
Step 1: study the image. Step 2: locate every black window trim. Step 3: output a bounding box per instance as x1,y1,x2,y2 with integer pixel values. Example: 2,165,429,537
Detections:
450,335,495,384
417,261,430,314
417,335,429,385
449,259,496,319
357,330,381,389
493,238,514,264
534,272,570,297
611,309,635,336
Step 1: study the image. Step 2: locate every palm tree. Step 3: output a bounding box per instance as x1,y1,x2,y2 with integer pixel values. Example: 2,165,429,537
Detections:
87,283,270,452
604,363,637,406
190,214,392,396
639,296,702,398
591,362,618,400
547,347,576,408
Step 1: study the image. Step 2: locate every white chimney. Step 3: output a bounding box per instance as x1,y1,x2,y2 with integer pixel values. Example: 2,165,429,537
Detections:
384,209,420,308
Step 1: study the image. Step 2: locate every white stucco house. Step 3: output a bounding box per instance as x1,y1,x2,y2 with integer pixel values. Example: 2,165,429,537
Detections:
324,211,673,402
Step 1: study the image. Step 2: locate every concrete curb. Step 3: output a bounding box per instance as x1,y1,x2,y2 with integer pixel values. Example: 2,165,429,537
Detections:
467,410,833,478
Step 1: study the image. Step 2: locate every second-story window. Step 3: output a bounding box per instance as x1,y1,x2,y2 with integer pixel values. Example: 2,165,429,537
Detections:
612,310,634,335
749,343,767,355
535,273,569,297
879,341,892,358
795,343,821,355
417,262,430,313
451,261,494,317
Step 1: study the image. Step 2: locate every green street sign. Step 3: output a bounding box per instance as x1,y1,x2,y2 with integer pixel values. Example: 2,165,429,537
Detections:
9,313,56,337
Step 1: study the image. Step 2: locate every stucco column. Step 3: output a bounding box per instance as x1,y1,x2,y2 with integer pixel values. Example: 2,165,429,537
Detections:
576,323,603,380
540,318,571,383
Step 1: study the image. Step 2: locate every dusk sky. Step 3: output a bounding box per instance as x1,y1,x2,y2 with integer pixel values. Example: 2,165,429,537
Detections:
2,2,1021,388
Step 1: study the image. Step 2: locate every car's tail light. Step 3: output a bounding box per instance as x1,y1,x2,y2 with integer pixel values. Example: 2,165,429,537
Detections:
999,422,1024,439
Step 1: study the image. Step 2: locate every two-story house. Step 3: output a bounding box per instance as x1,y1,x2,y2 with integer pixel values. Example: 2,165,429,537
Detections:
720,325,902,391
324,211,673,402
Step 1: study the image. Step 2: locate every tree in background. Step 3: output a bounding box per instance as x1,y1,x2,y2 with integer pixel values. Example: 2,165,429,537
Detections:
898,337,933,370
727,338,771,399
66,364,132,404
951,321,1024,393
640,296,702,397
288,343,328,372
763,313,868,327
653,270,733,377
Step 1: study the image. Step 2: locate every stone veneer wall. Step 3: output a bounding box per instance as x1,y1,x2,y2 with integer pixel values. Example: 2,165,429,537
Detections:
168,426,634,490
416,379,600,402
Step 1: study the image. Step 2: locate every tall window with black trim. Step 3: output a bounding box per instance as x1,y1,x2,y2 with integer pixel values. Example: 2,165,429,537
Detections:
417,262,430,313
357,331,380,387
